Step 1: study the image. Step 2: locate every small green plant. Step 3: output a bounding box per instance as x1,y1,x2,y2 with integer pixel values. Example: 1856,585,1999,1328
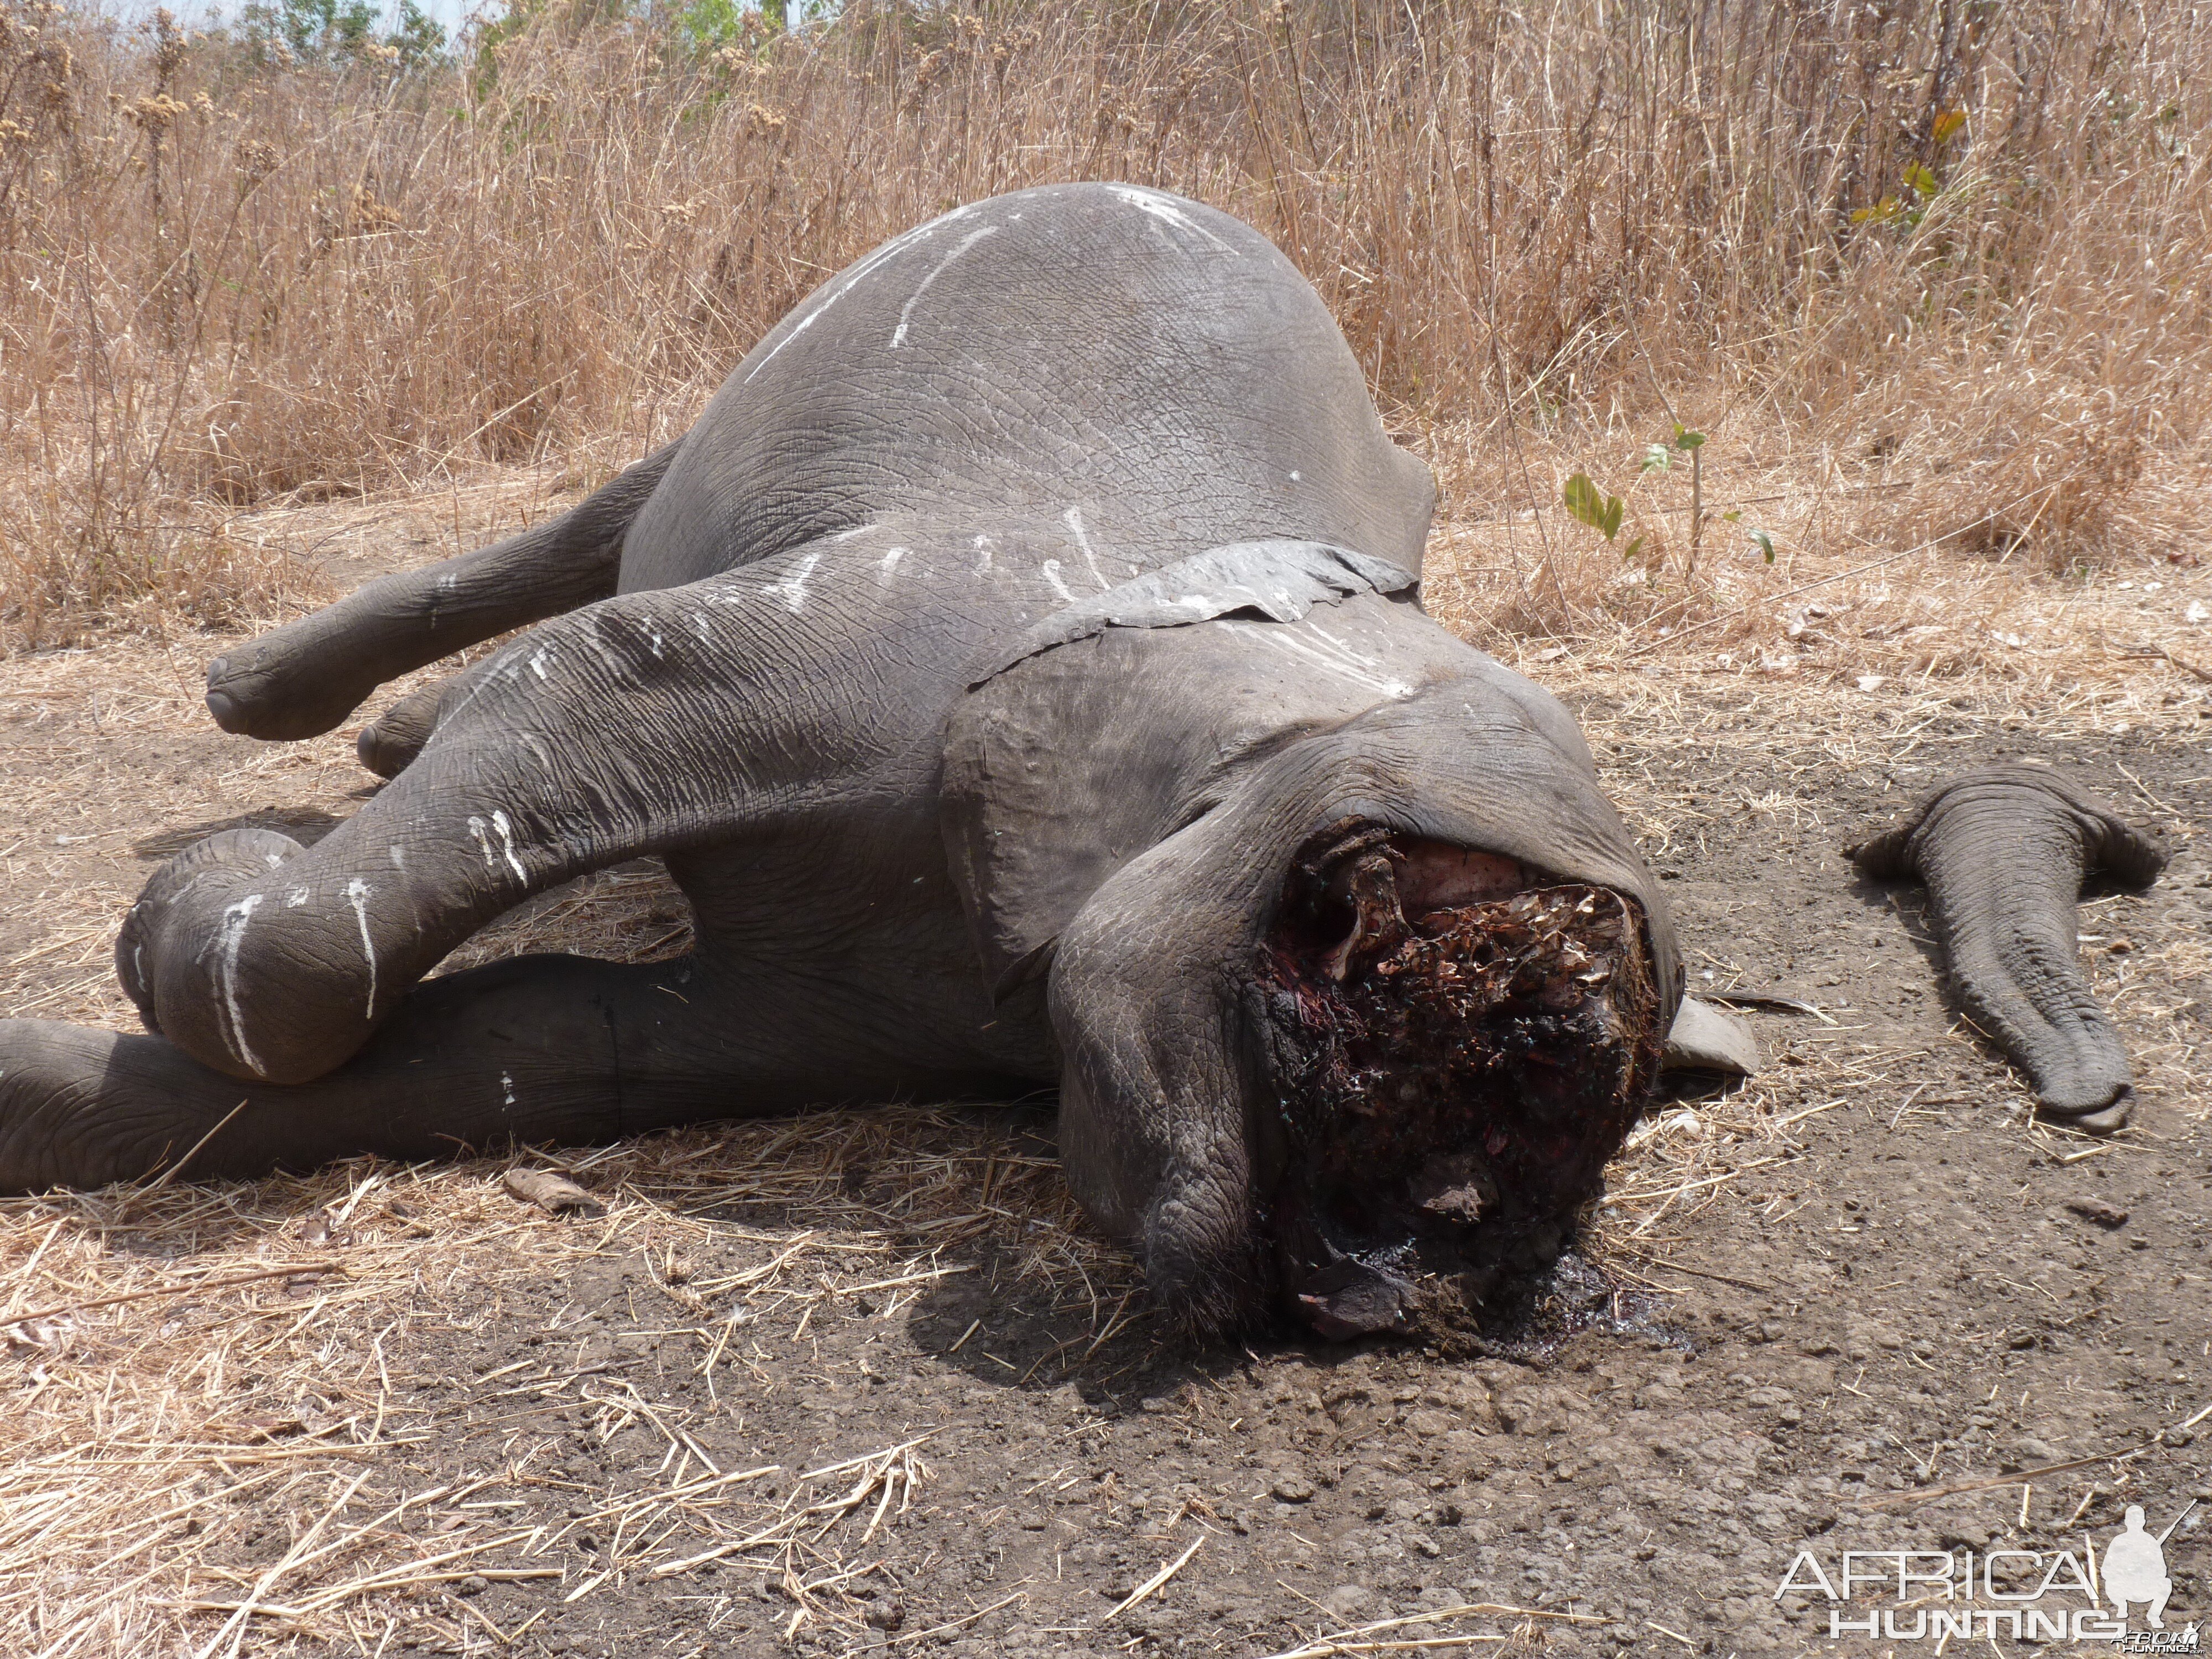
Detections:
1568,424,1779,581
1563,472,1647,563
1563,472,1623,540
1852,109,1966,229
1721,511,1776,564
1635,424,1707,575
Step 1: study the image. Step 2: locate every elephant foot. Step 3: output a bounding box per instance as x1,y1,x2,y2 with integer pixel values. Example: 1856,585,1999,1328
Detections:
356,679,447,779
207,640,380,742
116,827,306,1035
0,1020,236,1191
1259,854,1666,1339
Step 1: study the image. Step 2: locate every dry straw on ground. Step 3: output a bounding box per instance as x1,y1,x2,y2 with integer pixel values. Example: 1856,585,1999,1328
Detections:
0,1108,1140,1656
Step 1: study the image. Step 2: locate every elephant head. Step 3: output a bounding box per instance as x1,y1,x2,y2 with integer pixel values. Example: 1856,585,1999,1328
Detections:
948,620,1682,1340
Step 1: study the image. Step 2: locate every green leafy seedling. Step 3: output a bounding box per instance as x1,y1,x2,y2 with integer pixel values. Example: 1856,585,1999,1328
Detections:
1563,473,1625,541
1641,445,1672,474
1748,528,1776,564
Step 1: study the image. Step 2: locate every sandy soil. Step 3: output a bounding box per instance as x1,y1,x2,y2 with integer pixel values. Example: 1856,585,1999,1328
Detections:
1,482,2208,1658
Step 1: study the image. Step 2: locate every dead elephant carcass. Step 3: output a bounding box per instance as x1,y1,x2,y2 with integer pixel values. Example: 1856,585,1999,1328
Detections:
0,184,1689,1338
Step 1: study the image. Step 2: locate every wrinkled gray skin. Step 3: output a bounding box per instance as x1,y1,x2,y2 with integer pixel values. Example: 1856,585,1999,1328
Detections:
0,184,1681,1337
1849,765,2167,1133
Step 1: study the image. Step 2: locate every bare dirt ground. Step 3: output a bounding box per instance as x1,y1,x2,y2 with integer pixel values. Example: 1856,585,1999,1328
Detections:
2,478,2209,1658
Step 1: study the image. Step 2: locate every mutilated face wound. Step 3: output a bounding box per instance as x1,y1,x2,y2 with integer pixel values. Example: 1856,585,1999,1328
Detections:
1253,826,1663,1340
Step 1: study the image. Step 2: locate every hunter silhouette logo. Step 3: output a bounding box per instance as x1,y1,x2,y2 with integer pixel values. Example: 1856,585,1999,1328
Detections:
1776,1498,2200,1646
2107,1505,2182,1630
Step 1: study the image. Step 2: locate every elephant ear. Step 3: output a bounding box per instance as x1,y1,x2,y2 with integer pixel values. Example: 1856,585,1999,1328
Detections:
967,539,1418,688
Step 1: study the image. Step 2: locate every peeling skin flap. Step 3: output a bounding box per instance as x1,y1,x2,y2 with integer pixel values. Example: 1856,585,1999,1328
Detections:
970,539,1418,688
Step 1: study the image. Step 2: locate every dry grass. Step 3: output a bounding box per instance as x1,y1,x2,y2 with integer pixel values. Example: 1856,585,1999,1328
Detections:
3,0,2209,646
0,1112,1138,1657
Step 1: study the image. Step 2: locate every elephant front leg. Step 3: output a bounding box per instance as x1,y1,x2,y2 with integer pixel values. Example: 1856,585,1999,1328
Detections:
0,954,882,1192
204,443,677,742
123,541,898,1089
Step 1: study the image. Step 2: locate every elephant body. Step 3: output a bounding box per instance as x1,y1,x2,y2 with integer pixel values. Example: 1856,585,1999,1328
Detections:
1,185,1680,1337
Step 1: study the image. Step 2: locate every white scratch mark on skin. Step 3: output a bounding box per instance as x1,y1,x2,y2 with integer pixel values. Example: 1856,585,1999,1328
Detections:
502,1072,516,1108
388,846,406,872
891,224,999,348
436,573,457,591
743,210,967,385
1293,623,1397,684
1062,506,1109,589
264,853,284,869
833,523,880,542
1105,185,1238,253
518,733,552,769
211,894,264,1073
529,647,551,681
466,815,498,874
1290,470,1302,482
442,645,526,724
345,878,378,1020
878,546,908,585
765,550,821,614
488,811,528,882
1041,560,1077,603
1306,621,1389,669
1222,620,1415,698
972,534,995,576
286,886,310,908
646,623,664,659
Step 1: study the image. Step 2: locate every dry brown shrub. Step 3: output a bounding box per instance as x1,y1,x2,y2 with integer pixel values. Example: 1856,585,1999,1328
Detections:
0,0,2206,648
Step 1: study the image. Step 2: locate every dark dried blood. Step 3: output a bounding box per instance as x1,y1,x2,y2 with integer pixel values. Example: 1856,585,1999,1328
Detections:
1256,881,1662,1336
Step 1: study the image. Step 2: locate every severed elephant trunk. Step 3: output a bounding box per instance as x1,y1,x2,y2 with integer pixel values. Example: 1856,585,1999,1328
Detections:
1848,765,2166,1128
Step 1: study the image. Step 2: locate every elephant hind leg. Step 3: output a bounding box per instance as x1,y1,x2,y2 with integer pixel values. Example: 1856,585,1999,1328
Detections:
206,442,679,744
357,675,453,779
0,952,1014,1193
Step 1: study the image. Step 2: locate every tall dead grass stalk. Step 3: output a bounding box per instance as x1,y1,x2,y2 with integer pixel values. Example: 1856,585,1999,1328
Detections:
2,0,2206,645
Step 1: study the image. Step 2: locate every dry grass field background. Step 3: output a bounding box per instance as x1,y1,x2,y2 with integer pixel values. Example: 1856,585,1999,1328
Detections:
3,0,2209,645
2,1,2210,1655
